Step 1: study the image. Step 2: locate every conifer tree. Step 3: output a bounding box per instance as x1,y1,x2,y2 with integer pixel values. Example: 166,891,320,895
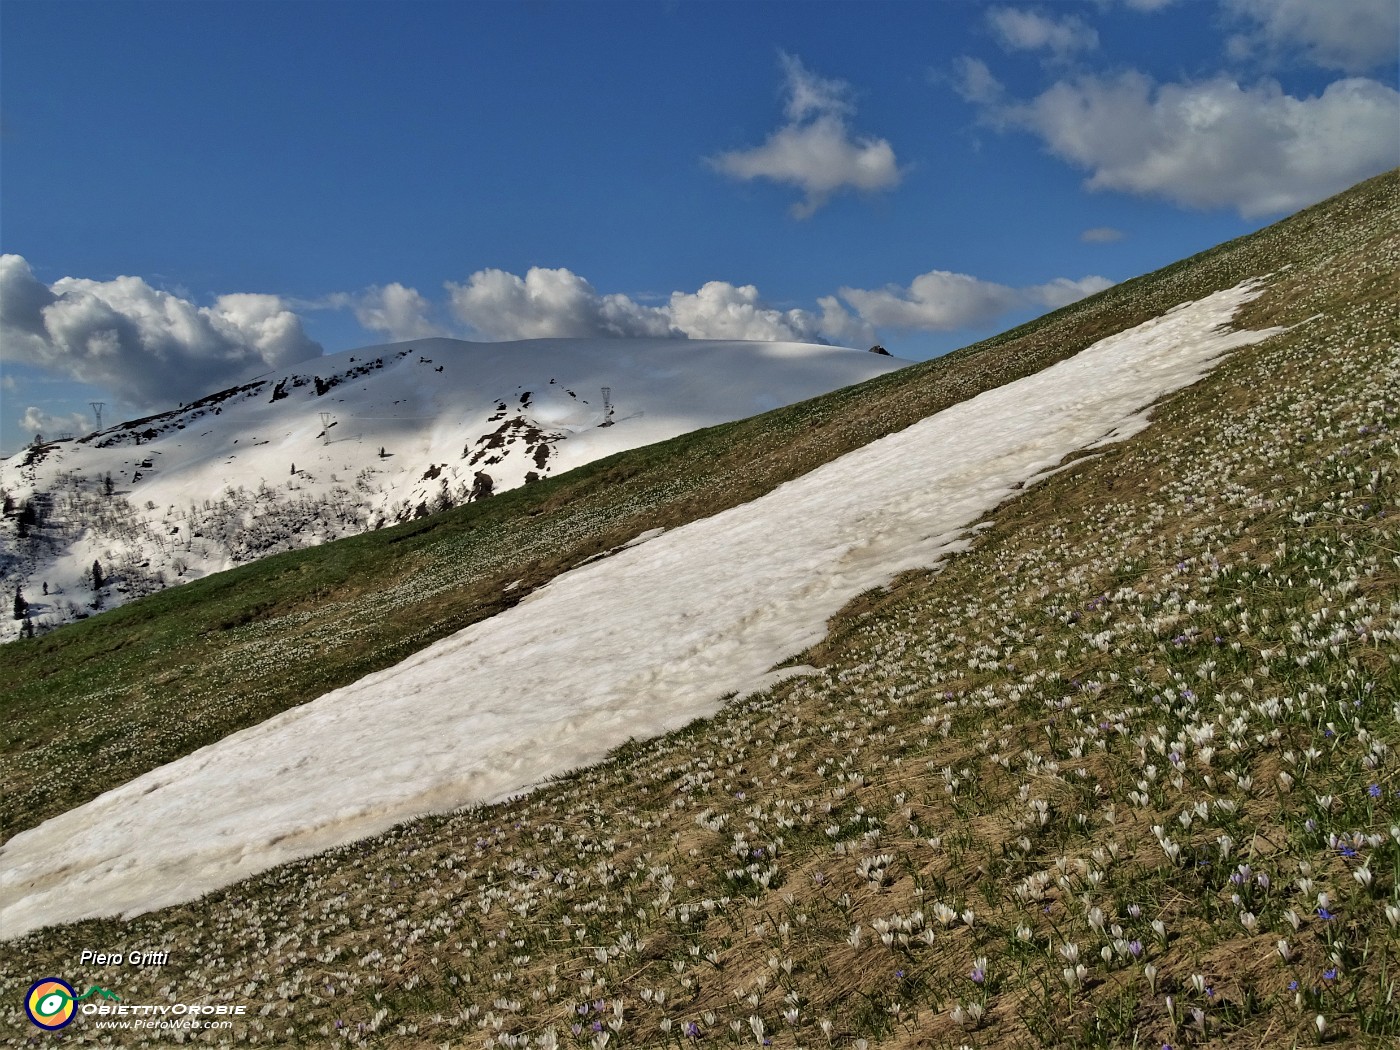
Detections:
16,501,36,538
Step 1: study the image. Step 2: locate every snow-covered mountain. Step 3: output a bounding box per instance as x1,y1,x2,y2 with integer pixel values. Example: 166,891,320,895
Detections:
0,337,907,639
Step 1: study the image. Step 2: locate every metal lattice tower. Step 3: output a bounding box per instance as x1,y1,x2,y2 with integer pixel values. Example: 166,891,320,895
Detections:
89,401,105,432
319,412,333,444
600,387,614,427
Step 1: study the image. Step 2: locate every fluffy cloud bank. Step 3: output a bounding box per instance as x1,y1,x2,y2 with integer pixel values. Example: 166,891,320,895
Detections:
709,53,903,218
0,255,323,410
447,267,671,341
446,266,874,345
344,283,449,342
3,255,1114,436
962,63,1400,217
838,271,1112,332
444,264,1109,343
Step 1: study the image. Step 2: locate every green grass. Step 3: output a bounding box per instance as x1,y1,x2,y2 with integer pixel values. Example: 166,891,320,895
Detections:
0,170,1397,1049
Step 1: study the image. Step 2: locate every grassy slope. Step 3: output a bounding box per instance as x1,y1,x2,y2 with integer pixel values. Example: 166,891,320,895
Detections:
3,174,1394,843
1,171,1396,1048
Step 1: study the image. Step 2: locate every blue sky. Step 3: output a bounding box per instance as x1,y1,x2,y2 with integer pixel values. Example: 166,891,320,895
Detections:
2,0,1396,455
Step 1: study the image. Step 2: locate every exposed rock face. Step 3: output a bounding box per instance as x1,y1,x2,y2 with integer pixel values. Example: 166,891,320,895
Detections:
470,471,495,502
868,345,891,356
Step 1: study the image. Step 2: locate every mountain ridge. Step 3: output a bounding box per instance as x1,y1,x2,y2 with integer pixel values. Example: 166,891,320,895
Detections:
1,337,907,639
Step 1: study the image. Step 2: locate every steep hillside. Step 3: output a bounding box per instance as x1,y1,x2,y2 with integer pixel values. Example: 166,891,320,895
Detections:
0,170,1395,1047
1,278,1286,939
0,338,906,638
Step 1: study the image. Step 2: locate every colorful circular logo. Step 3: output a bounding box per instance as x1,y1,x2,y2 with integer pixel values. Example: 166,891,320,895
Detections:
25,978,77,1030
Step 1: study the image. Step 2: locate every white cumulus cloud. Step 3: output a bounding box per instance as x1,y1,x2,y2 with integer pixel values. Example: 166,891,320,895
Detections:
444,266,876,346
666,282,819,342
709,52,903,218
1025,275,1116,308
978,70,1399,217
837,269,1111,331
814,296,876,347
0,255,323,410
1080,226,1125,243
445,263,1105,344
839,271,1023,331
988,8,1099,58
347,283,450,341
446,267,672,341
1224,0,1399,73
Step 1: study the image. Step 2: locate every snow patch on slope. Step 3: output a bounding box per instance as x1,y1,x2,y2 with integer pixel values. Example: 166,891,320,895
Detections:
0,280,1283,939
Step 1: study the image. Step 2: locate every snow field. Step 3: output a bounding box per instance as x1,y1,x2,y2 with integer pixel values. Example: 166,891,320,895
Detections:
0,280,1284,939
